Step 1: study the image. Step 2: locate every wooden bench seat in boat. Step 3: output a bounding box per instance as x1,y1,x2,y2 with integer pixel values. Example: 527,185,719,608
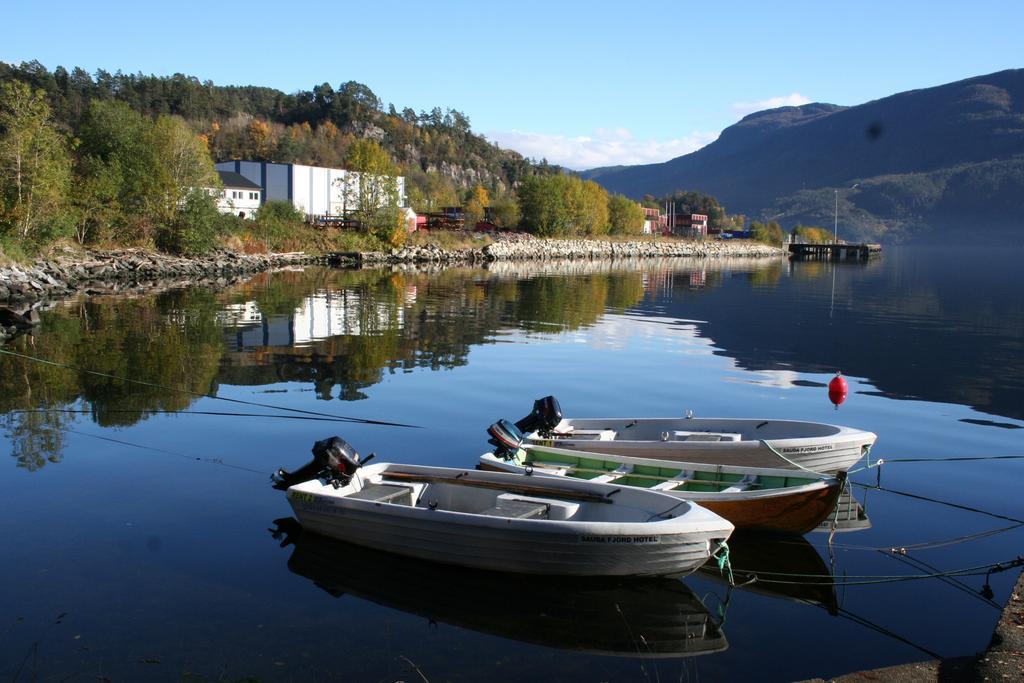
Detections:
651,471,694,491
348,483,414,505
589,465,633,484
720,474,760,493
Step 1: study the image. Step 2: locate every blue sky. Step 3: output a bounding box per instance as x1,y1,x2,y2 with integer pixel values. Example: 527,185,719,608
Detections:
3,1,1021,169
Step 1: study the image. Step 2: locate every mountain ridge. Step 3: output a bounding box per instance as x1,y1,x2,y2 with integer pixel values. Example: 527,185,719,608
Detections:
581,69,1024,242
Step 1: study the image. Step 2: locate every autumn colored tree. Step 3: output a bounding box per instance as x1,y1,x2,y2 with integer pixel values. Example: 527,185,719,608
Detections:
247,119,273,159
463,185,490,228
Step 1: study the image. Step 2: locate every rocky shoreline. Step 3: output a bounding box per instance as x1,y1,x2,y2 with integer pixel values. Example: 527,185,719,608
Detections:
0,237,785,341
355,233,785,265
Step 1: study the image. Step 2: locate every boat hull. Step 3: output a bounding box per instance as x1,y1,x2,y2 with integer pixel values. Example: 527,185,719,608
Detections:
695,485,842,535
287,463,733,578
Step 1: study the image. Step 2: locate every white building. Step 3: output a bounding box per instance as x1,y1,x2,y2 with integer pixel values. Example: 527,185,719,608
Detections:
215,171,262,219
215,161,405,219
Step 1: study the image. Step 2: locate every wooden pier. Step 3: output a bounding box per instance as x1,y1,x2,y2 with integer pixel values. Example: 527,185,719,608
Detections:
788,242,882,261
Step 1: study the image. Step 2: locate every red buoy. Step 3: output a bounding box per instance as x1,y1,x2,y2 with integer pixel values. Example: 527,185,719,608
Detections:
828,372,848,409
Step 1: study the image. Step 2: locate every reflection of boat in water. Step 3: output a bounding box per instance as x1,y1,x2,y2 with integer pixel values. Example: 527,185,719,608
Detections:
699,532,839,615
813,489,871,533
272,518,728,658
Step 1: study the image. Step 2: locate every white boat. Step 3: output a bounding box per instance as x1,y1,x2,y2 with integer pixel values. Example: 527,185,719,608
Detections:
279,437,734,578
511,397,877,473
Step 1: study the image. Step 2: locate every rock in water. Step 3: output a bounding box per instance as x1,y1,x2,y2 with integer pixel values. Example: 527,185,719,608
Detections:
0,307,40,329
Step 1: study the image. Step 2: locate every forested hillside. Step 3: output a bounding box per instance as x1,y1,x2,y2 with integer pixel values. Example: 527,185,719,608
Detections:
0,60,548,200
583,69,1024,242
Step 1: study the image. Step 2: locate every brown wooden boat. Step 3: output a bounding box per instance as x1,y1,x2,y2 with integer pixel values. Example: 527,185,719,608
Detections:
481,443,844,535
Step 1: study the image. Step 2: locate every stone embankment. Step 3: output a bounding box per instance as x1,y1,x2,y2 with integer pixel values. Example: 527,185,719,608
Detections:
0,248,323,341
0,236,785,342
358,234,784,265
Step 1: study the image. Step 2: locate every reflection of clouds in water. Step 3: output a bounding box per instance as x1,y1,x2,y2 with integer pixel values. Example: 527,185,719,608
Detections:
564,313,715,352
729,369,804,389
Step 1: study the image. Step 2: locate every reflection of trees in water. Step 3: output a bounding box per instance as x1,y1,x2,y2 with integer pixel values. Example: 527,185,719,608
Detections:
2,259,740,468
220,267,656,400
1,290,225,470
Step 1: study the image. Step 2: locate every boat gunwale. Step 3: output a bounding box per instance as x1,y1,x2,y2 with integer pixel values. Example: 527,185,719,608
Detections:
516,443,844,482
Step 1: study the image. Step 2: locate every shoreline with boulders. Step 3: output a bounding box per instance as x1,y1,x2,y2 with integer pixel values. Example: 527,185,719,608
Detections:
354,233,785,266
0,236,785,341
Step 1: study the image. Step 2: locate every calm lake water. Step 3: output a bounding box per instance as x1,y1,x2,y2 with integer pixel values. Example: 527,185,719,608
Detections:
1,245,1022,682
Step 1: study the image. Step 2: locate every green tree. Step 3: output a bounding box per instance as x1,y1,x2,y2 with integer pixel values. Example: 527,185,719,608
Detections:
156,188,224,255
149,114,219,222
518,175,571,236
575,179,610,236
344,139,403,243
518,174,609,237
489,197,520,229
608,194,645,235
0,80,71,242
405,169,458,213
78,99,156,221
751,221,784,245
71,155,121,244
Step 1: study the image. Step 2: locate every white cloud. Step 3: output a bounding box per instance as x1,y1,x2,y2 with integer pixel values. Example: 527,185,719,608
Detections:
488,128,718,171
731,92,812,116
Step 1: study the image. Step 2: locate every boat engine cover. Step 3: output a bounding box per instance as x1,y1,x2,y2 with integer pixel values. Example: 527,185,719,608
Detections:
514,395,562,436
311,436,361,477
273,436,362,489
488,419,525,459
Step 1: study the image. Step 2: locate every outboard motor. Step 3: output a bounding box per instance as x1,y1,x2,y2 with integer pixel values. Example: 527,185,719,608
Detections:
487,419,526,461
272,436,367,490
513,395,562,437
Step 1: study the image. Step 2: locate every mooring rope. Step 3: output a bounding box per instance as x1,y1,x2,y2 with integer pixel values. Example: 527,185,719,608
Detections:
847,454,1024,476
849,481,1024,524
721,556,1023,587
712,540,735,586
37,424,269,476
10,408,358,422
825,522,1024,553
0,347,421,428
882,549,1002,609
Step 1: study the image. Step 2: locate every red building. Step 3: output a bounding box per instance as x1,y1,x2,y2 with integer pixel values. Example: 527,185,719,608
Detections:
642,207,669,235
671,213,709,237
